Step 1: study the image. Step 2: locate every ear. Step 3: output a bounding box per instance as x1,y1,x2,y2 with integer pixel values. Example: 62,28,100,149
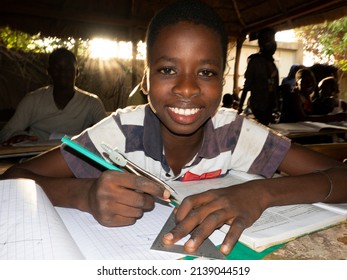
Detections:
140,68,149,95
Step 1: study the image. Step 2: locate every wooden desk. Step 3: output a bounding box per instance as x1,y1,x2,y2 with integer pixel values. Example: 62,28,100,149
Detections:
0,143,59,159
0,144,60,174
284,129,346,140
305,142,347,162
265,222,347,260
269,122,347,144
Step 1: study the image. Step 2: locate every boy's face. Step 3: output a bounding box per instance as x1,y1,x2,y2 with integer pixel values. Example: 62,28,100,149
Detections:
147,22,224,136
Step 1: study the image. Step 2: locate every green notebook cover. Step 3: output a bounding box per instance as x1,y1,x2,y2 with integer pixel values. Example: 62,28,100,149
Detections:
182,242,285,260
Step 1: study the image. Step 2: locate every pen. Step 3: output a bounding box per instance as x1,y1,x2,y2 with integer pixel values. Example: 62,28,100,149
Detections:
61,136,123,172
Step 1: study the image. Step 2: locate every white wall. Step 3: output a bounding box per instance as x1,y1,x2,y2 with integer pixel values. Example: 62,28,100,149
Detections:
223,40,304,94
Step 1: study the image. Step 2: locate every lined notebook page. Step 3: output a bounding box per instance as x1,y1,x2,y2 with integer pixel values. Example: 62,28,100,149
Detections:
56,202,186,260
0,179,83,259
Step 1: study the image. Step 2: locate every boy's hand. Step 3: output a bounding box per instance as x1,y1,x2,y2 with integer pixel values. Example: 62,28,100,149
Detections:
87,170,170,227
162,183,265,255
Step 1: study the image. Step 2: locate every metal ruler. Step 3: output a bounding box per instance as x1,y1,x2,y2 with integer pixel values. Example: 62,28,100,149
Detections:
151,210,227,260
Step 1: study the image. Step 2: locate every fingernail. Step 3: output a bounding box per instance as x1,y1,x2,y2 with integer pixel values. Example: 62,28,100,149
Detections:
163,190,170,199
163,232,173,241
185,238,195,249
220,244,230,254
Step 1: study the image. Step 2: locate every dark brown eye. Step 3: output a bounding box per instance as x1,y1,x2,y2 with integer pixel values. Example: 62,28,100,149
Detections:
199,69,216,77
159,67,175,75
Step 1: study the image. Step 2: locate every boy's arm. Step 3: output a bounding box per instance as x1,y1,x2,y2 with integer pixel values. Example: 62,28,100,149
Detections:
162,143,347,255
0,148,170,226
0,147,92,210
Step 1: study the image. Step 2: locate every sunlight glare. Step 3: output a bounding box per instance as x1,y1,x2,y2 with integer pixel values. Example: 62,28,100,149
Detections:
89,38,133,60
276,30,297,42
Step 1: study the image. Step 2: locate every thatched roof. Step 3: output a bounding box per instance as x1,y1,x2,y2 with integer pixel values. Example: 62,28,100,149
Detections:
1,0,346,42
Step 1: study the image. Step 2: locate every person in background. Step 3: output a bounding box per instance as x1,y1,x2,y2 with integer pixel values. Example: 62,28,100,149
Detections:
237,27,280,125
280,68,346,123
314,76,346,115
309,63,339,98
280,67,316,122
281,64,304,92
0,47,107,145
221,92,239,109
312,76,336,115
1,0,346,256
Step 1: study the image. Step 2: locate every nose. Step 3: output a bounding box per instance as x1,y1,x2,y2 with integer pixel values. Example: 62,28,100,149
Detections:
172,73,200,99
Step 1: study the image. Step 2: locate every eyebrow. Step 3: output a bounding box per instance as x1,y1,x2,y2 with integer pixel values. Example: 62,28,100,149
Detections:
153,55,177,64
153,55,221,67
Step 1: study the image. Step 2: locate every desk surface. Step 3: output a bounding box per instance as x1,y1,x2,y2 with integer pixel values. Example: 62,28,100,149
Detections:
0,144,60,174
265,222,347,260
284,129,346,139
0,144,59,159
269,121,347,140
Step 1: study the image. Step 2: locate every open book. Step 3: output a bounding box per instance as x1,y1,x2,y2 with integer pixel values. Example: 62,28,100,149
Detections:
0,178,224,260
1,175,346,259
169,170,347,252
269,121,347,136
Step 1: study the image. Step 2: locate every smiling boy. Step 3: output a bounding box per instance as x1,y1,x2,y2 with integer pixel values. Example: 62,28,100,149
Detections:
1,0,346,256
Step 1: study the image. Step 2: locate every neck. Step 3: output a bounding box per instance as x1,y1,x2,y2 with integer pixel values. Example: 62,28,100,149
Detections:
161,125,204,176
53,86,75,110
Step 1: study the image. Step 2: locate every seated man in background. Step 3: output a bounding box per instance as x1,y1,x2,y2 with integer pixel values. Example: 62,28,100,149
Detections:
0,48,107,145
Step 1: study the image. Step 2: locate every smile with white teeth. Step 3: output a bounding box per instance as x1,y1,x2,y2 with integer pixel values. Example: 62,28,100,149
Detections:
169,107,200,116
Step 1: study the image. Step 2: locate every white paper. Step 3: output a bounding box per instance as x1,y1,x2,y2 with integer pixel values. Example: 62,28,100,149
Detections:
221,204,347,251
0,179,84,259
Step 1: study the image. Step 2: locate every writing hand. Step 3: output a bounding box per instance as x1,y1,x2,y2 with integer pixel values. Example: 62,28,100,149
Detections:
87,170,170,227
162,183,265,255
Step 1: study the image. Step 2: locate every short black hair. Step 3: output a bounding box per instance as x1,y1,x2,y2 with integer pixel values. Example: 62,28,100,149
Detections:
318,76,339,94
295,67,316,86
146,0,228,70
48,47,77,66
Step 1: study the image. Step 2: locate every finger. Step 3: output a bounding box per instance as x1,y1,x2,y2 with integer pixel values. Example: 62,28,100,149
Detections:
92,173,156,213
162,209,200,245
220,217,247,255
97,213,138,227
175,191,216,222
109,172,170,200
163,203,214,246
105,184,156,210
118,192,155,211
133,175,171,199
184,209,228,253
95,202,146,227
